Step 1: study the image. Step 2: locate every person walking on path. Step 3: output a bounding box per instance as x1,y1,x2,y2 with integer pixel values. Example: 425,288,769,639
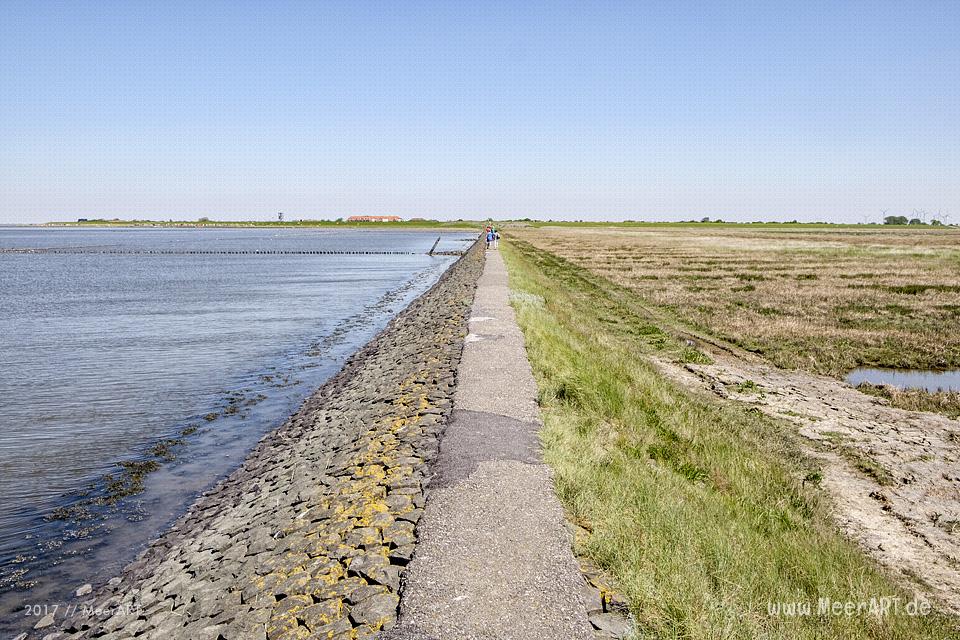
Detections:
486,227,495,249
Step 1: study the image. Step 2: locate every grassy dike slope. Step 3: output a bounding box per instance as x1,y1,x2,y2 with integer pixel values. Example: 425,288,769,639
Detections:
501,239,958,639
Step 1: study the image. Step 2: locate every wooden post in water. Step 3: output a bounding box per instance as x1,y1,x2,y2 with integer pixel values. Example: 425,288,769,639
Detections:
428,236,441,255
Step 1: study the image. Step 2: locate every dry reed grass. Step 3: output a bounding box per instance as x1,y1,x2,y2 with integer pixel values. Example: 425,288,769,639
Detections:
511,225,960,377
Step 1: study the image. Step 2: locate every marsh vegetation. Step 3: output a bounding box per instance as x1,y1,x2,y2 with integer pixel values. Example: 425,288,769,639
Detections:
502,238,958,638
511,224,960,379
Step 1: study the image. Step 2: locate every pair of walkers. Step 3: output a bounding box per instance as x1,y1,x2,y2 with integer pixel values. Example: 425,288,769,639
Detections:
485,225,500,249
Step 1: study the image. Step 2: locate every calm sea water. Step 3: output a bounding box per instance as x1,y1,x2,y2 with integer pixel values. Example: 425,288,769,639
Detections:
0,226,473,630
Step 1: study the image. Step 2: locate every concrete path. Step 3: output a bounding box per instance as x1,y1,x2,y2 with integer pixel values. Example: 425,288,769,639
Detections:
383,249,594,640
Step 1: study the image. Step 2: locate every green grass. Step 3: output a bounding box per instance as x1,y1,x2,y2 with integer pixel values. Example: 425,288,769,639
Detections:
735,380,763,394
883,284,960,295
501,239,958,639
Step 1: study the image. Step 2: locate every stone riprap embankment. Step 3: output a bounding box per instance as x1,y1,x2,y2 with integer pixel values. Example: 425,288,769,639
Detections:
29,241,482,640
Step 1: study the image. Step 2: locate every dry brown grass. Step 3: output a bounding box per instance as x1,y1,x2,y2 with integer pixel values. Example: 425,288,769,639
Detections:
510,225,960,376
856,383,960,419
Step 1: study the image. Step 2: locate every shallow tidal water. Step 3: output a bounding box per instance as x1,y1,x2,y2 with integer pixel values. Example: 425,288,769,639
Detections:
0,226,473,630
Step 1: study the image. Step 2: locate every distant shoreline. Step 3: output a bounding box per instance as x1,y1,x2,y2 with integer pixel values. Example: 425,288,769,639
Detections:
38,220,480,230
12,219,956,230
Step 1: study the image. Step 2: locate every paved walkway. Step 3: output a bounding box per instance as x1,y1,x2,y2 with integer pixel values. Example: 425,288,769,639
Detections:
384,249,594,640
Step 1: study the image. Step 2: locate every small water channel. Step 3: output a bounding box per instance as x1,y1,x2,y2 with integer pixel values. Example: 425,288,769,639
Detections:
846,368,960,393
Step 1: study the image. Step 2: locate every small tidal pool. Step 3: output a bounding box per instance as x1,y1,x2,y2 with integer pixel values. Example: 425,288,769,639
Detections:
846,368,960,393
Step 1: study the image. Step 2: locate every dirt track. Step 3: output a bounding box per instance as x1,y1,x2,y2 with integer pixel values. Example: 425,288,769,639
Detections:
653,344,960,614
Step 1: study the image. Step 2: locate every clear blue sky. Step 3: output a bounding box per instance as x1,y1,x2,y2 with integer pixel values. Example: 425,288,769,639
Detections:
1,1,958,223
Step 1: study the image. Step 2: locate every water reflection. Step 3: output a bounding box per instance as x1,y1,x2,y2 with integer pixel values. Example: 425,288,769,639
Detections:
846,368,960,392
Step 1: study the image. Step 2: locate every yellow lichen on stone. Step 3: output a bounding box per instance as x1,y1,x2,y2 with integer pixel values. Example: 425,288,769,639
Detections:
355,464,386,482
308,532,341,554
354,499,389,527
266,594,312,637
308,597,342,627
353,480,387,501
314,562,346,586
384,464,413,484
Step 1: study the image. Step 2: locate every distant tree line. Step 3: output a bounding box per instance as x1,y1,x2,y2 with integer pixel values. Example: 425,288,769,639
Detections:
883,215,944,226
